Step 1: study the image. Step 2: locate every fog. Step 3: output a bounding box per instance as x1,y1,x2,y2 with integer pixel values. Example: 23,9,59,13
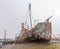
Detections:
0,0,60,39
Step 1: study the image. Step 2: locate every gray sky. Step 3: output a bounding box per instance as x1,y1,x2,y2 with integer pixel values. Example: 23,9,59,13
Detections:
0,0,60,39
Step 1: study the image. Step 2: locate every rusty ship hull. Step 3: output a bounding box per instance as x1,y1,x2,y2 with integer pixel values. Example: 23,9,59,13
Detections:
16,22,52,43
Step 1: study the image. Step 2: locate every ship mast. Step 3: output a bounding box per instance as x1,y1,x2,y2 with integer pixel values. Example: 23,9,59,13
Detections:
4,29,6,41
29,3,32,29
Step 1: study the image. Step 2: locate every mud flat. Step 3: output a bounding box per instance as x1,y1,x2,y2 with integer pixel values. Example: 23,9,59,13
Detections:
0,42,60,49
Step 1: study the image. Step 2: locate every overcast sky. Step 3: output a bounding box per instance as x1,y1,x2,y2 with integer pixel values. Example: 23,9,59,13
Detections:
0,0,60,39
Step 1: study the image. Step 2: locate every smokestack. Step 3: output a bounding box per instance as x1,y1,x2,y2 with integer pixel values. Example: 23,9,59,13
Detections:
21,23,24,30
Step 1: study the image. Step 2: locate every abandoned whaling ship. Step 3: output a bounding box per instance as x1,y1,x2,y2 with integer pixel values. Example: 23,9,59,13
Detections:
16,3,52,43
